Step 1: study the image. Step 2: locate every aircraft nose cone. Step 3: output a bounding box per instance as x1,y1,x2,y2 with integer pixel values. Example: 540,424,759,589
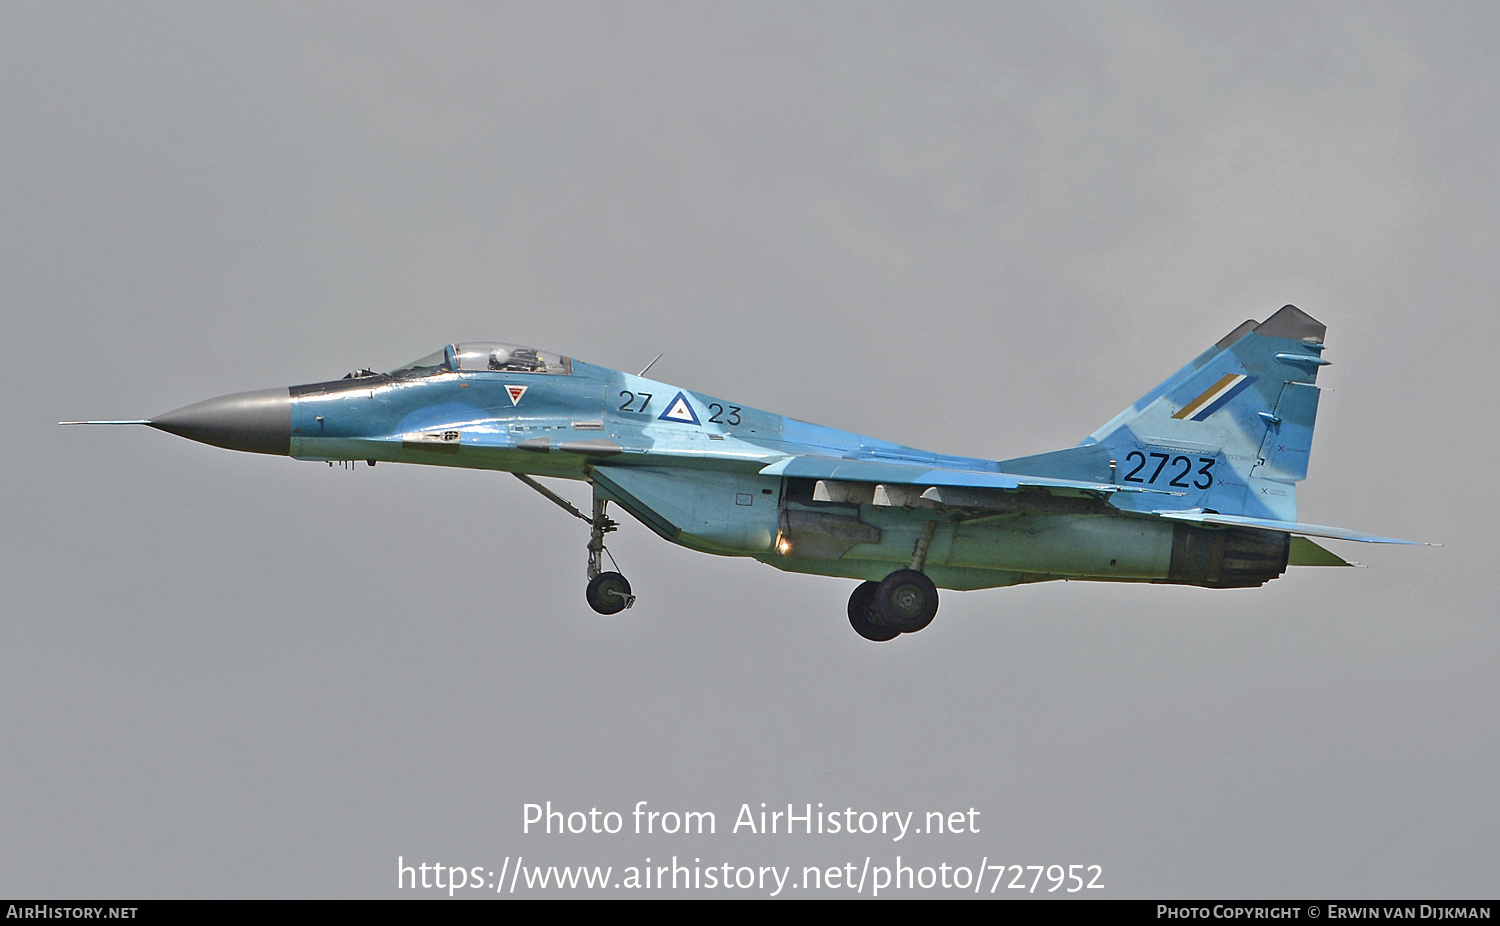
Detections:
150,387,292,455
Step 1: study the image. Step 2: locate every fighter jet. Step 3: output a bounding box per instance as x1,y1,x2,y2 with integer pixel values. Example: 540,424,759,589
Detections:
64,305,1428,641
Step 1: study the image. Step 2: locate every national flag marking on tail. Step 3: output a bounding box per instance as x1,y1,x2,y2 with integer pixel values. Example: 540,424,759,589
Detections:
1172,374,1257,421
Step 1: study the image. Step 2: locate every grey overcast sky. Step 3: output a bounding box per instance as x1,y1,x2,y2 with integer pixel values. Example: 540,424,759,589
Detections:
2,2,1494,899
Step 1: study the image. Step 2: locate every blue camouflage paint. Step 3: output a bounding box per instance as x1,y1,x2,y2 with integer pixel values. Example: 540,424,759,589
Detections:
265,308,1422,596
63,308,1430,638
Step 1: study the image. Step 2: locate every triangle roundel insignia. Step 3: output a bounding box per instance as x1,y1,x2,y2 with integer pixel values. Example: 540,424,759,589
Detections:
657,391,701,425
506,385,528,406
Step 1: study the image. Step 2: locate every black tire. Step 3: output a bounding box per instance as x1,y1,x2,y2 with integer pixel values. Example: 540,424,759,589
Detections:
875,569,939,633
585,571,632,615
847,581,899,642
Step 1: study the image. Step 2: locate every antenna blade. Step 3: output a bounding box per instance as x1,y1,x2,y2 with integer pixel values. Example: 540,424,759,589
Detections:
637,353,664,377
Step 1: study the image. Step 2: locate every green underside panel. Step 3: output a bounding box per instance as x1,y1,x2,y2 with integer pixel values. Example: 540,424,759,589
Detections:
1288,536,1353,567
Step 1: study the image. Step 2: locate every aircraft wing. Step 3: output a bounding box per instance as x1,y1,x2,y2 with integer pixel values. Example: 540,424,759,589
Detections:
757,456,1431,546
757,455,1176,496
1150,510,1434,545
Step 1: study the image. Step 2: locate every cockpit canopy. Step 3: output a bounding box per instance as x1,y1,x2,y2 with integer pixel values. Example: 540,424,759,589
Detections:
389,342,572,377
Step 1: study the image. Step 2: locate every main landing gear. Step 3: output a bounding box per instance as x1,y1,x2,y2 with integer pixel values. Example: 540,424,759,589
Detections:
848,570,939,641
848,521,940,642
513,474,635,615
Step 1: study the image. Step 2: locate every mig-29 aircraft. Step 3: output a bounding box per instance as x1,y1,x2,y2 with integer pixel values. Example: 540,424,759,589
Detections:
65,305,1427,641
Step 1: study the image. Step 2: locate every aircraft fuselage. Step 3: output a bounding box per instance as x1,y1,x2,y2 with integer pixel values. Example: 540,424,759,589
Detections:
73,309,1424,640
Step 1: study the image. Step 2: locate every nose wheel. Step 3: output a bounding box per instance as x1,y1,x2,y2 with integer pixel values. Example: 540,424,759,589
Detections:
586,571,634,615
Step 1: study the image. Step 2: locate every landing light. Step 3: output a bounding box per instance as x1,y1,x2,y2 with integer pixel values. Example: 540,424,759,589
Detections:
776,534,793,556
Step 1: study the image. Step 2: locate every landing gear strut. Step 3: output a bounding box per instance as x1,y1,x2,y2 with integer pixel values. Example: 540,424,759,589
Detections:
584,495,634,614
512,474,635,615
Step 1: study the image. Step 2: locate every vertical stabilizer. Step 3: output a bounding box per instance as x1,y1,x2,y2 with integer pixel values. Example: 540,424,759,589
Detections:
999,305,1330,521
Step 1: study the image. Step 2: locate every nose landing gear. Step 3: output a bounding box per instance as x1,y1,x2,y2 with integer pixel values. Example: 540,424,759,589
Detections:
512,473,635,615
585,495,634,614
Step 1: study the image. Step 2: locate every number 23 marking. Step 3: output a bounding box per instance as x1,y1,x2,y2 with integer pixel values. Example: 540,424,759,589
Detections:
1123,451,1215,489
707,403,741,426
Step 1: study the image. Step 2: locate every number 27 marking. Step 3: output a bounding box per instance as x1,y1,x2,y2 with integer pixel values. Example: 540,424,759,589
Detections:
618,390,652,413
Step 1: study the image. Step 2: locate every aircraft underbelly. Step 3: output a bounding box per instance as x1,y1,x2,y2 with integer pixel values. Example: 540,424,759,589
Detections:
823,512,1172,579
766,504,1285,590
768,495,1171,583
943,515,1174,578
591,466,781,555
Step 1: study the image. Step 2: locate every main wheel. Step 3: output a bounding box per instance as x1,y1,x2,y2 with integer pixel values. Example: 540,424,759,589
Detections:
875,569,939,633
847,581,899,642
585,571,633,615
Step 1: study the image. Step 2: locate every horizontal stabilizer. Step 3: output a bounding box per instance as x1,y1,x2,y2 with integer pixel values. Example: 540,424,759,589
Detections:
1151,510,1433,545
1288,537,1355,567
760,455,1179,496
